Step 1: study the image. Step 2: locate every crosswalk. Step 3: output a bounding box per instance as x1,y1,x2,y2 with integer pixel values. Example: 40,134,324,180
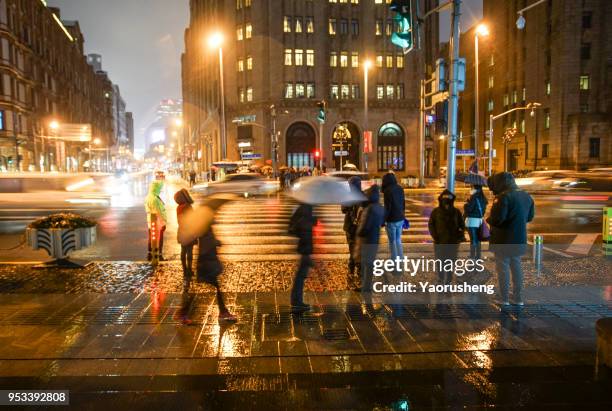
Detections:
210,196,433,260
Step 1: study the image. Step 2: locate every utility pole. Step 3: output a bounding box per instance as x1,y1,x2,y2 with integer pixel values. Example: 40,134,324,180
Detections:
445,0,462,193
270,105,278,177
418,79,425,187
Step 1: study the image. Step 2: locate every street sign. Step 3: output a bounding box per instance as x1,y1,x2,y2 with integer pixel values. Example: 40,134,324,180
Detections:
334,150,349,157
241,153,262,160
456,149,475,156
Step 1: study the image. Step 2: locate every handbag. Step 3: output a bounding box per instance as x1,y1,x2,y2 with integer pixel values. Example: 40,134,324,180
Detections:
475,198,490,241
402,217,410,230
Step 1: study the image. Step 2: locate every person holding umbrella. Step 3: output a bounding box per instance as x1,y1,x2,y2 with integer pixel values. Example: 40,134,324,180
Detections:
354,185,385,294
288,202,317,312
463,185,488,260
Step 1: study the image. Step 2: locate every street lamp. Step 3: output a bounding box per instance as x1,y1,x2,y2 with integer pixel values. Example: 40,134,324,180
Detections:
474,23,489,169
363,59,372,172
207,31,227,160
487,102,541,174
515,0,546,30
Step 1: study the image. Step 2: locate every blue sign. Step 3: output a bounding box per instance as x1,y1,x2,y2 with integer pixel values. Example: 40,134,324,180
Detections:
241,153,262,160
456,149,475,156
425,114,435,124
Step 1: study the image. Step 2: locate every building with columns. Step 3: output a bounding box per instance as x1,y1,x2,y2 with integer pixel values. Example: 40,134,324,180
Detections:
182,0,439,176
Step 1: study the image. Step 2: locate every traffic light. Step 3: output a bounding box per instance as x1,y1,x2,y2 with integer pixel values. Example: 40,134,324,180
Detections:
390,0,414,52
314,149,320,159
316,100,326,123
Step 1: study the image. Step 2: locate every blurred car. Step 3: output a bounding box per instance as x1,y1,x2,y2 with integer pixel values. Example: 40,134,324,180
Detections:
515,170,573,191
191,173,278,197
326,171,375,191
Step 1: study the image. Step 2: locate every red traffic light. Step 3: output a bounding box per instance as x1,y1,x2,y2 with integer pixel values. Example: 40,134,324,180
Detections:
314,149,320,158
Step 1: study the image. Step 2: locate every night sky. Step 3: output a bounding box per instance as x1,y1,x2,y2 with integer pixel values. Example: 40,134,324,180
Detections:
46,0,482,152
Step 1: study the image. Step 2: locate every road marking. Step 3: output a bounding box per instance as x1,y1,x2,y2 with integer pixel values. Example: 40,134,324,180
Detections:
565,233,599,255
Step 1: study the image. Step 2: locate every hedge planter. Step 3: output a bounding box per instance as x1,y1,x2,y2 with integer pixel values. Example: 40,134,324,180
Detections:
26,213,97,268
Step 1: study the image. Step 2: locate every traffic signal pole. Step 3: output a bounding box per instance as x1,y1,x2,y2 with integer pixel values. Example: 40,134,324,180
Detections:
445,0,462,193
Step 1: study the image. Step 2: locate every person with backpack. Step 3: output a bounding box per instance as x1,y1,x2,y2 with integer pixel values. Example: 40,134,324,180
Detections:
174,188,196,281
428,190,466,285
463,185,488,260
288,202,317,312
382,172,406,262
341,176,364,280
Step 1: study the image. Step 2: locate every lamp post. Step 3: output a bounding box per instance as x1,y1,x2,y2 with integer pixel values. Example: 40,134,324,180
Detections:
487,102,541,175
474,24,489,168
363,59,372,173
207,32,227,160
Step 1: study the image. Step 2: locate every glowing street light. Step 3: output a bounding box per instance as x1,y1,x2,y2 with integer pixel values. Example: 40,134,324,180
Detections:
207,31,227,159
49,120,60,131
363,59,373,172
474,23,490,169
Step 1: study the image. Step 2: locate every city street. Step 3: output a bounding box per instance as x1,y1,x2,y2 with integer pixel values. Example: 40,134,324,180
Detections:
0,174,608,264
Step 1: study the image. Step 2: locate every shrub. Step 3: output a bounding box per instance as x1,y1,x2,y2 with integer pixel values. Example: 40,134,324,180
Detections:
29,213,97,229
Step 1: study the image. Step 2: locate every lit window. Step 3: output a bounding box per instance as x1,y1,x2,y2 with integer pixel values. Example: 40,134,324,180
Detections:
330,52,337,67
306,49,314,66
385,19,392,36
522,87,526,101
306,17,314,33
503,94,509,106
375,0,383,4
237,60,244,72
489,54,494,66
579,75,589,90
306,83,315,98
376,55,383,67
386,84,394,99
329,0,337,3
246,56,252,70
520,119,525,133
351,84,360,99
488,75,494,88
375,20,383,36
351,0,359,3
396,55,404,68
295,17,303,33
351,52,359,68
487,99,494,111
512,90,517,104
386,55,393,68
239,87,244,102
396,84,404,99
330,84,339,99
376,85,384,99
341,84,350,99
284,49,292,65
284,83,293,99
546,81,551,95
340,51,348,67
296,83,305,98
237,26,243,41
245,0,251,6
245,23,252,39
246,87,253,101
544,110,550,129
284,16,292,33
329,18,336,35
295,49,304,66
236,0,242,10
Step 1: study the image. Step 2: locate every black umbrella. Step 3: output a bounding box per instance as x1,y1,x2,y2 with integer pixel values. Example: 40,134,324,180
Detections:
455,172,487,186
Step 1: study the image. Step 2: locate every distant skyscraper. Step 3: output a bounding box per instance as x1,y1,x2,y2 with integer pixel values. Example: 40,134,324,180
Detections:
126,112,135,153
144,99,183,152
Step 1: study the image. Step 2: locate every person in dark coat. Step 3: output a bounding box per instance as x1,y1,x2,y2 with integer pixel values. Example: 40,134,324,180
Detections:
355,185,385,293
288,203,317,312
463,185,488,260
341,176,363,278
196,226,237,322
428,190,466,285
189,170,197,186
174,189,196,281
486,172,535,306
382,172,406,261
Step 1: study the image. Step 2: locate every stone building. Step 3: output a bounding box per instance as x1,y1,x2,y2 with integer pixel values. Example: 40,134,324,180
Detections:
0,0,116,172
451,0,611,172
182,0,439,176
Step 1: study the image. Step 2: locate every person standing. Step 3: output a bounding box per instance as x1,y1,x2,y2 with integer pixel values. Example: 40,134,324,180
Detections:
288,202,317,312
144,180,167,261
428,190,466,285
354,185,385,293
463,185,488,260
487,172,535,306
341,176,363,279
189,170,197,187
382,172,406,262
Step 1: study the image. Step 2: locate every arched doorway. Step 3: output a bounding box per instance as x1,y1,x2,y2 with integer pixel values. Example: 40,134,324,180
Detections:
332,121,360,170
286,122,316,169
377,122,405,171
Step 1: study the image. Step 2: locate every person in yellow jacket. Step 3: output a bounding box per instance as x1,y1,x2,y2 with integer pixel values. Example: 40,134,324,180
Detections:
145,180,167,260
